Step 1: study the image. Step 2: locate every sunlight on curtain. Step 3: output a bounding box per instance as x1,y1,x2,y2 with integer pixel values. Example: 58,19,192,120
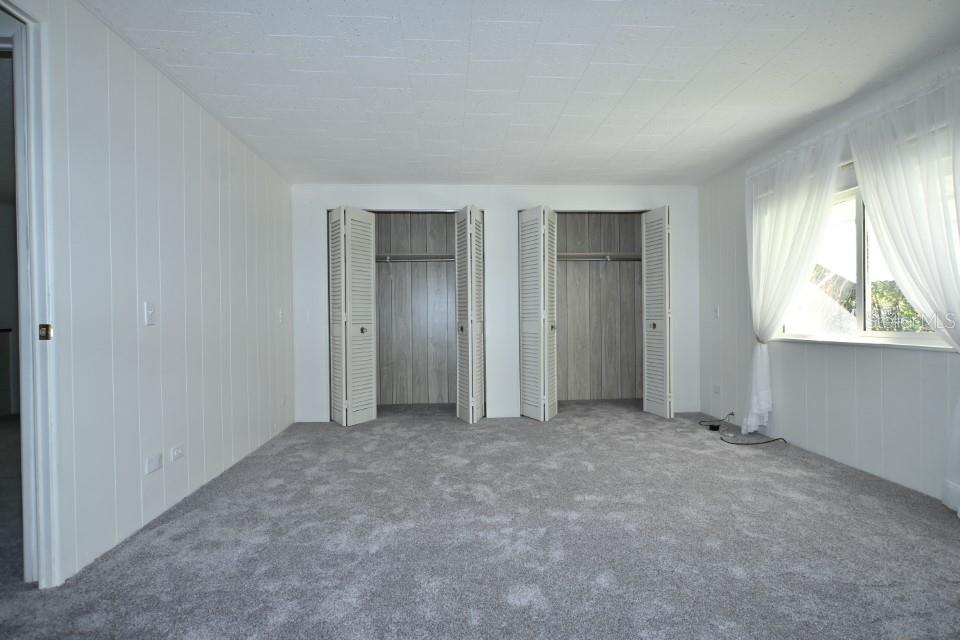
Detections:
744,136,844,433
849,74,960,511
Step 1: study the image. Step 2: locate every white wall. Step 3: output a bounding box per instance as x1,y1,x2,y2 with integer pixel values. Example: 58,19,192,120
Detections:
698,49,960,501
293,184,700,421
18,0,294,584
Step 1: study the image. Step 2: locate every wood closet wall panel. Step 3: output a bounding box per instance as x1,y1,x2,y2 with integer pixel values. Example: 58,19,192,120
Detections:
557,217,568,402
446,219,456,403
617,214,640,399
410,214,429,403
376,212,456,405
426,215,449,403
557,212,643,401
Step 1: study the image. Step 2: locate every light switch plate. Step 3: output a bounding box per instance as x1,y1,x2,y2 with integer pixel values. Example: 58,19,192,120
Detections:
143,301,156,326
145,452,162,475
169,444,184,462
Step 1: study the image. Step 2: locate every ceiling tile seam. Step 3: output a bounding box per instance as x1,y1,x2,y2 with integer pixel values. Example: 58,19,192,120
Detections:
586,3,773,160
454,0,477,168
559,14,634,142
472,12,543,166
671,26,813,145
126,28,197,34
177,10,253,16
326,14,396,19
78,0,292,181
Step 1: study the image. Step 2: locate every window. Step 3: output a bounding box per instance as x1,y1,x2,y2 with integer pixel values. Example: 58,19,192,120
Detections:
781,182,942,346
865,221,932,333
783,193,860,336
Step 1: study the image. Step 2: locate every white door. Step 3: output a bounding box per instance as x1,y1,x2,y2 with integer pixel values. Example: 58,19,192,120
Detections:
328,207,346,425
329,206,377,426
544,207,558,420
642,206,673,418
519,206,557,421
456,206,486,423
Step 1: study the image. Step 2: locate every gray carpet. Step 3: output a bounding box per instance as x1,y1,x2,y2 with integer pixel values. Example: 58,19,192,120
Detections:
1,401,959,639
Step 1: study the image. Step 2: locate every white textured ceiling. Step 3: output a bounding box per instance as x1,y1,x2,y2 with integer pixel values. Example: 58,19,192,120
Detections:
83,0,960,184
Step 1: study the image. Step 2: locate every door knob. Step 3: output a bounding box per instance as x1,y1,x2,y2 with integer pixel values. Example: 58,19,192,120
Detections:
650,322,657,330
459,325,464,333
550,324,556,331
360,326,367,334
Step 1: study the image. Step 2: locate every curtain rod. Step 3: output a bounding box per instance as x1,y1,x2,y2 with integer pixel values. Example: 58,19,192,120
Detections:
558,252,642,262
555,210,647,215
369,209,460,214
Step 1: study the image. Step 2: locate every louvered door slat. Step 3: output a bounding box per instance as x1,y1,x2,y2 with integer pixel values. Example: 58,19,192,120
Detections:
345,207,377,425
544,207,558,420
642,206,672,418
455,205,486,424
519,206,545,421
455,207,471,422
471,208,486,422
329,208,345,425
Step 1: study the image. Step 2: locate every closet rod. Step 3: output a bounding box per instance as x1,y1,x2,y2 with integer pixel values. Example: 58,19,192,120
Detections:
376,254,455,263
558,253,642,262
368,209,459,214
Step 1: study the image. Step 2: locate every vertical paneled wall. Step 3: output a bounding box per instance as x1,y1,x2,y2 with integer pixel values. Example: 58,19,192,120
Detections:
766,341,959,498
46,0,294,581
700,163,960,501
375,212,456,405
557,213,643,401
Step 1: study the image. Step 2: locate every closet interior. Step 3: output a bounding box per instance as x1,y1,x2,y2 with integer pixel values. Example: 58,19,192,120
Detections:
375,211,457,408
556,211,644,402
328,206,486,427
519,206,672,423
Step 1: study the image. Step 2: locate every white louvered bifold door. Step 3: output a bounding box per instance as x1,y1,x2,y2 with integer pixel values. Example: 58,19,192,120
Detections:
455,207,471,422
519,206,546,421
329,207,346,425
544,207,558,420
470,207,486,422
642,206,673,418
345,207,377,426
455,206,486,424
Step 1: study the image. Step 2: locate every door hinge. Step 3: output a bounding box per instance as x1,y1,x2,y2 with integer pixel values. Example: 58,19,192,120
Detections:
38,324,52,341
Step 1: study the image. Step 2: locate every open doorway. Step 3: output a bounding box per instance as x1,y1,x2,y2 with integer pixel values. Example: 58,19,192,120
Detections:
327,206,487,427
374,211,458,417
518,206,673,423
0,8,21,590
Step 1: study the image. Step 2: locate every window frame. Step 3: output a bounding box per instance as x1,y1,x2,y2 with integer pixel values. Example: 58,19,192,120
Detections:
775,186,951,351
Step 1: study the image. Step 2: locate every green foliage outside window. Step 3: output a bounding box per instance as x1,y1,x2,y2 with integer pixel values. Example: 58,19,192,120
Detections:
809,264,930,333
870,280,929,332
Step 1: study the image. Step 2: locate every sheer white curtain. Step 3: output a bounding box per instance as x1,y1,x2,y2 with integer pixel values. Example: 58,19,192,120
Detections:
848,74,960,511
744,136,844,433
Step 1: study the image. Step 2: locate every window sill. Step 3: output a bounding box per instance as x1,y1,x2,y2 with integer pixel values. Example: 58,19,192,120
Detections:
773,334,954,353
